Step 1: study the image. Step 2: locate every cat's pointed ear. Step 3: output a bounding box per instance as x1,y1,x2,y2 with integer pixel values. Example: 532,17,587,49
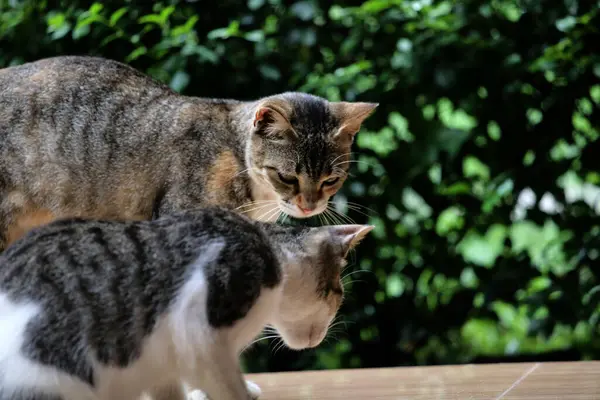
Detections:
253,100,296,140
330,102,378,142
329,224,375,257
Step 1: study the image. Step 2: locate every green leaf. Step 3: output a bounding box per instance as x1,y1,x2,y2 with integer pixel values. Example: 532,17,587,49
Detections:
386,274,404,297
291,1,316,21
460,268,479,289
590,85,600,104
100,32,123,47
125,46,147,62
498,3,522,22
463,156,490,181
509,220,573,275
138,14,163,25
402,187,432,219
89,2,103,15
169,70,190,93
439,182,471,196
46,12,65,29
388,112,414,142
437,98,478,131
356,127,398,156
160,6,175,23
109,7,128,26
244,30,264,42
492,301,517,327
194,45,219,64
248,0,265,10
422,104,435,120
523,150,536,166
526,108,543,125
457,225,506,268
436,206,465,236
46,12,71,40
207,21,240,40
172,16,199,37
139,7,174,27
582,285,600,305
259,65,281,80
487,121,501,141
528,276,552,293
555,16,577,32
72,23,90,39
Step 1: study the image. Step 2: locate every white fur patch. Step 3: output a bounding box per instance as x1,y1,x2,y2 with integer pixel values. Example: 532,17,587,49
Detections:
0,293,96,399
0,237,277,400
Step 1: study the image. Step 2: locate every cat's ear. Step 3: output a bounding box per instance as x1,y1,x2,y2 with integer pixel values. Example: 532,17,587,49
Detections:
330,102,378,143
329,224,375,257
253,101,296,141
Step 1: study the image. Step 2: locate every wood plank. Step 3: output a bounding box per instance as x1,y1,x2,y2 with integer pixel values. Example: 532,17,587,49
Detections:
500,362,600,400
245,361,600,399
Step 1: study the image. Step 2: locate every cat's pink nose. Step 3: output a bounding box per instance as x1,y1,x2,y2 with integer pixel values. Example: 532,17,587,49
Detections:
299,206,314,214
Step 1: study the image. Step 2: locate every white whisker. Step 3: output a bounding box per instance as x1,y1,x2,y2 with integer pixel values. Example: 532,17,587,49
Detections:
230,167,260,180
255,206,279,222
327,209,343,226
323,209,341,225
345,202,379,215
345,205,373,219
238,203,278,216
329,152,354,165
261,208,282,222
332,160,374,168
328,206,356,225
341,269,372,281
235,200,278,211
272,338,287,355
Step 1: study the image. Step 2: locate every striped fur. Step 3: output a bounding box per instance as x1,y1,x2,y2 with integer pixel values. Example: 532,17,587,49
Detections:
0,56,377,251
0,207,373,400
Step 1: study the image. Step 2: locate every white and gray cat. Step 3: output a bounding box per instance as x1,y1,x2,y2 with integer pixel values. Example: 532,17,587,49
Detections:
0,207,372,400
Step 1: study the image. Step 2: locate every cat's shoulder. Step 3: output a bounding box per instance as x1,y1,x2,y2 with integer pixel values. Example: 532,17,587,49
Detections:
158,207,265,242
168,209,282,328
159,208,279,278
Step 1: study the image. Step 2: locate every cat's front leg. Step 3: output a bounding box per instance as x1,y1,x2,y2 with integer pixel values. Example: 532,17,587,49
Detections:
184,347,251,400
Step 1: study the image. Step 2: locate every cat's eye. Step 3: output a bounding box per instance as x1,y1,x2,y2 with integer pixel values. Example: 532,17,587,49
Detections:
277,171,298,185
323,177,340,186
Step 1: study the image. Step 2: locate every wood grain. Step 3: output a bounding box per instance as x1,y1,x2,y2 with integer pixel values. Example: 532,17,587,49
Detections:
245,361,600,399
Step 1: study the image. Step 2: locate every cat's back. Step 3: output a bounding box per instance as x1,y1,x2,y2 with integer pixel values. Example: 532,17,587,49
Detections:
0,209,281,400
0,55,180,147
0,55,172,96
0,208,281,306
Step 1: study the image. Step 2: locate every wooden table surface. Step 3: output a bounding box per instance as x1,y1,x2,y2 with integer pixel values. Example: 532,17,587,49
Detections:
246,361,600,399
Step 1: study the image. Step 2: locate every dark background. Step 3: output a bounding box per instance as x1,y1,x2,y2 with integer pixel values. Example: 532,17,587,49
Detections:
1,0,599,372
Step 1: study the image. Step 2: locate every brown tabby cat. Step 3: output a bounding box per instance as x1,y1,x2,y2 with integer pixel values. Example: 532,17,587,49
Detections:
0,56,377,251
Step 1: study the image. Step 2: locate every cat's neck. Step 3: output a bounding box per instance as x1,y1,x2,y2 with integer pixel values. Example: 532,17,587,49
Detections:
231,101,282,223
178,98,281,222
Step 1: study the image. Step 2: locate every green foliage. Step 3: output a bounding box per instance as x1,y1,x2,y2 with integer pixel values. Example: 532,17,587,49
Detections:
1,0,599,371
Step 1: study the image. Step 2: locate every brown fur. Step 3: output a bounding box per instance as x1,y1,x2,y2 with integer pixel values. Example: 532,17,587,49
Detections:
0,56,377,251
204,151,242,206
5,206,55,245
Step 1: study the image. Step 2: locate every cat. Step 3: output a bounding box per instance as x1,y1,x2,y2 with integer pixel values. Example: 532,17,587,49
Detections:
0,206,373,400
0,55,378,251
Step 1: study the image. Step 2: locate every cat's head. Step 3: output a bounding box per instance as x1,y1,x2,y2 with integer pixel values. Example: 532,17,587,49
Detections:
263,223,374,350
248,92,377,219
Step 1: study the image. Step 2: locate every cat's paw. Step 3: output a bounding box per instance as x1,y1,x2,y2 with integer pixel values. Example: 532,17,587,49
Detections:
246,380,262,399
185,380,260,400
186,389,208,400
